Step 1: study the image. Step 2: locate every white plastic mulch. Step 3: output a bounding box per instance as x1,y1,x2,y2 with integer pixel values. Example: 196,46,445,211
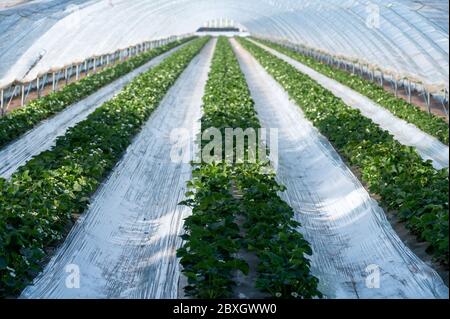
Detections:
232,38,448,299
21,39,216,299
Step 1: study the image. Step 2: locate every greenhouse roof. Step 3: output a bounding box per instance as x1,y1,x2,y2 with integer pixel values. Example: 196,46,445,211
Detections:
0,0,448,91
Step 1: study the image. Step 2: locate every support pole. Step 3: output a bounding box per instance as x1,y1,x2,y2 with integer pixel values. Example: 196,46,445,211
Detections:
52,72,56,92
7,85,18,110
24,82,32,104
408,80,411,103
56,71,60,91
426,91,431,114
37,77,40,98
76,64,80,80
41,75,47,96
441,89,449,119
394,80,398,97
21,84,25,106
0,89,4,116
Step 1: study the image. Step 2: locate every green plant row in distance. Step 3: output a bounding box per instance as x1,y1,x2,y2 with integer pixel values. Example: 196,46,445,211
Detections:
0,37,195,149
253,38,449,145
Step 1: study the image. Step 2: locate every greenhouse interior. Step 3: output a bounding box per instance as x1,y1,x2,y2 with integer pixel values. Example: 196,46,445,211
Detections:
0,0,448,304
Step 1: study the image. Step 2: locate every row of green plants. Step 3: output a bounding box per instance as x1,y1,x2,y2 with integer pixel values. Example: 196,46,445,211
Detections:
177,37,322,299
0,37,194,149
254,38,449,145
178,37,258,299
238,38,449,264
178,163,248,299
0,37,210,297
234,164,322,298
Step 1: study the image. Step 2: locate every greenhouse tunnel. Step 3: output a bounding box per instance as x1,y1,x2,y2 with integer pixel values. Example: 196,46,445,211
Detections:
0,0,448,91
0,0,448,301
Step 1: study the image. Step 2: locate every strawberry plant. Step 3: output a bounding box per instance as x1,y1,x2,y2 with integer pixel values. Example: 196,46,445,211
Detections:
235,163,322,299
254,38,449,145
177,163,248,298
0,37,210,297
238,37,449,264
178,37,321,299
178,37,256,299
0,37,195,149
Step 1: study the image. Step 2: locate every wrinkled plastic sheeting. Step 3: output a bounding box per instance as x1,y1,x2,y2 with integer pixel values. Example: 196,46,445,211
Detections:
251,40,449,170
0,0,91,87
21,39,215,299
0,0,448,90
232,38,448,299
